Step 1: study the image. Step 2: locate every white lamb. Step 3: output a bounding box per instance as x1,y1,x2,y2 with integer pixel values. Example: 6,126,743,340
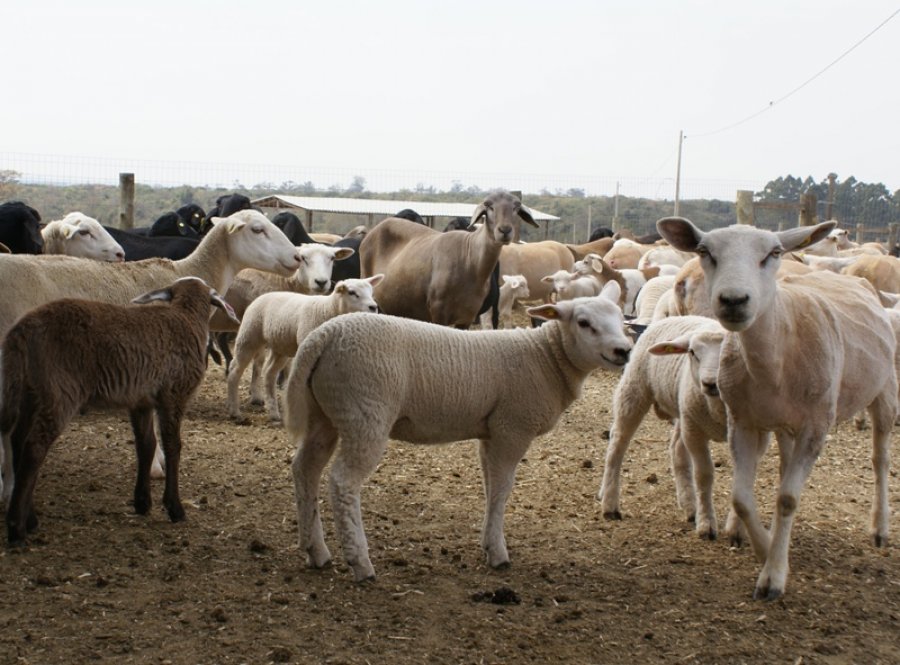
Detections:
541,269,600,301
283,283,632,581
41,212,125,262
658,217,897,600
597,315,733,540
226,275,383,422
479,274,530,329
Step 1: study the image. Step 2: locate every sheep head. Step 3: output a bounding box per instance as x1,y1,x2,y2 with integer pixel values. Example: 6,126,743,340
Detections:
470,190,539,244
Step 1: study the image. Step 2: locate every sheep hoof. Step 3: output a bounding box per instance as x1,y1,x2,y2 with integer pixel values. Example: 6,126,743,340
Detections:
686,513,696,524
728,533,745,548
491,560,511,571
166,505,186,523
753,584,783,602
133,497,151,516
602,510,622,521
873,533,888,548
231,415,252,426
249,397,264,407
699,529,717,541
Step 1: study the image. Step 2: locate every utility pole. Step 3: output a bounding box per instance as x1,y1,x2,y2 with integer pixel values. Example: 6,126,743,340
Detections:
613,181,620,231
674,130,683,216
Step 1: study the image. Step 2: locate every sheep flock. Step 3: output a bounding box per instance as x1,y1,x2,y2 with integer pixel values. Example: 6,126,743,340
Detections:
1,192,899,626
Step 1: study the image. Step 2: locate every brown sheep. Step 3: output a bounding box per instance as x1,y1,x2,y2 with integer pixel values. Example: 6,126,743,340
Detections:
0,277,239,546
359,190,538,327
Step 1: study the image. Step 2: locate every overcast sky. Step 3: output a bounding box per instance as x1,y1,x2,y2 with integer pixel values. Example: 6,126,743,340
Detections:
2,1,898,197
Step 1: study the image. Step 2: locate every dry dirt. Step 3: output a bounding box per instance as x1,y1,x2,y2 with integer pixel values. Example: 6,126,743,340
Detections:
2,345,899,664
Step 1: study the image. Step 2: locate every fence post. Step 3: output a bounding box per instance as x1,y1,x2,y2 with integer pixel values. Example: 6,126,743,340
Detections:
736,190,754,225
798,192,817,226
888,223,899,251
856,223,864,244
118,173,135,229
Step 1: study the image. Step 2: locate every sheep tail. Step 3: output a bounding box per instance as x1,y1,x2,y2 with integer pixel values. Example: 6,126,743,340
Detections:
283,326,333,440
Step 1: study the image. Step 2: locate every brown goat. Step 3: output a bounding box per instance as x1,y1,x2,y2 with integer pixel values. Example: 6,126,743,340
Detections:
0,277,238,546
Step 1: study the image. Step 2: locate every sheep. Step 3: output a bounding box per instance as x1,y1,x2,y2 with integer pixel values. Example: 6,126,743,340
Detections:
565,237,614,261
102,225,201,261
500,240,575,304
360,189,539,327
284,283,633,581
841,254,900,294
637,245,693,271
632,275,676,324
541,269,600,301
225,275,383,422
0,200,43,253
479,274,530,329
789,252,860,273
582,255,660,317
600,238,655,270
597,315,734,540
658,217,898,600
0,277,239,545
0,210,302,348
40,212,125,262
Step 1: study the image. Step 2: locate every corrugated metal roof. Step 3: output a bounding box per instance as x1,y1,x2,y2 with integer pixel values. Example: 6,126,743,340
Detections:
251,195,560,222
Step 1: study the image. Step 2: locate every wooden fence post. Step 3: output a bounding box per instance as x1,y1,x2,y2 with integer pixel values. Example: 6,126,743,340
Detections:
798,192,817,226
888,223,899,251
736,190,754,225
856,223,864,244
118,173,135,229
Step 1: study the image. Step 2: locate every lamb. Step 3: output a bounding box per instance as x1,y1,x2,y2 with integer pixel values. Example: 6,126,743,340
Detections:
479,274,530,328
40,212,125,262
499,240,575,303
283,283,633,581
0,210,301,343
597,315,733,540
0,277,239,545
225,275,383,422
658,217,897,600
600,238,655,270
360,190,539,327
631,275,676,324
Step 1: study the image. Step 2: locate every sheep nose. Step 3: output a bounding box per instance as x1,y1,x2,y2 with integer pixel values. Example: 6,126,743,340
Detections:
368,305,378,312
315,279,329,290
702,381,719,396
614,347,630,363
115,251,125,262
718,292,749,308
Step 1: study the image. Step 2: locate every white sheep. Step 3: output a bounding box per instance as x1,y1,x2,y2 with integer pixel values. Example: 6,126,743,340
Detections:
541,269,601,301
658,217,898,600
0,277,239,544
597,315,734,540
41,212,125,262
284,283,633,581
0,210,302,343
479,274,530,329
226,275,383,422
631,275,676,324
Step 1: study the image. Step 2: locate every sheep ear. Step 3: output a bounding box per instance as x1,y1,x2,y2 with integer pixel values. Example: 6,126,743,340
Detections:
224,218,247,234
211,291,240,325
469,203,488,227
367,273,385,287
589,255,619,279
777,220,837,252
61,223,79,239
132,287,173,305
648,339,690,356
527,303,562,321
599,280,621,304
657,217,704,253
334,282,348,294
517,205,539,228
333,247,355,261
540,275,554,284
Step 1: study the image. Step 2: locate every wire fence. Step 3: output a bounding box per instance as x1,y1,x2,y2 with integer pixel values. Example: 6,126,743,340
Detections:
1,151,897,244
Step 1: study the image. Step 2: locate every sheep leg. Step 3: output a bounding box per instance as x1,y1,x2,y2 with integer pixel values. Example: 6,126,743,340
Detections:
156,405,186,523
226,338,264,421
597,393,651,520
668,421,696,523
729,425,772,563
249,357,265,406
6,412,64,545
129,407,157,516
479,436,531,569
263,352,290,422
0,430,13,504
328,435,387,582
292,412,338,570
868,392,894,547
681,419,716,540
754,426,827,601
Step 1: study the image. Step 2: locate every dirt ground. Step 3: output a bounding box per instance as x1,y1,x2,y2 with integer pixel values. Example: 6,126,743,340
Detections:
2,336,899,665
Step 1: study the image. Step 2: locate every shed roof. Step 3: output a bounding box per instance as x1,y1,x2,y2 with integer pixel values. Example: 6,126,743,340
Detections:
251,195,560,222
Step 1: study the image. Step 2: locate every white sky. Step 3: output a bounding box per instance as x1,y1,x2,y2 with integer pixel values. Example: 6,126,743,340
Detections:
2,1,898,197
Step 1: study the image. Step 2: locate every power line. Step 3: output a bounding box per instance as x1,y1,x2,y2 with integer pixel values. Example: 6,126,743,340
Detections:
687,7,900,140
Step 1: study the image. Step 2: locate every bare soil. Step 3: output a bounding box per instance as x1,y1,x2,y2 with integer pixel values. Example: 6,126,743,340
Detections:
2,354,899,664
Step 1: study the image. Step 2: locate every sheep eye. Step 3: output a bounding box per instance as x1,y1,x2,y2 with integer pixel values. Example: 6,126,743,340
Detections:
762,249,782,266
347,290,356,297
78,229,91,236
252,226,264,234
577,319,591,329
689,349,696,358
